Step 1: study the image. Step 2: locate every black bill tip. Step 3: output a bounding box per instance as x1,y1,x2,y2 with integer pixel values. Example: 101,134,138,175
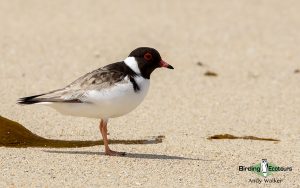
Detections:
167,65,174,69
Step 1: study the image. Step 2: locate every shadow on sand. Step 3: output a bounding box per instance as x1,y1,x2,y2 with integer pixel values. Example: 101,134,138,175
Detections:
43,150,211,161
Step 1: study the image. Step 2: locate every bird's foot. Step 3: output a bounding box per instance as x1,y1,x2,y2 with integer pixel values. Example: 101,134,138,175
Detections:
105,149,126,156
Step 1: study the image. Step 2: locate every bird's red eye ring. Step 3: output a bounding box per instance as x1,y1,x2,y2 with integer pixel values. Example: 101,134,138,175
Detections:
144,53,152,61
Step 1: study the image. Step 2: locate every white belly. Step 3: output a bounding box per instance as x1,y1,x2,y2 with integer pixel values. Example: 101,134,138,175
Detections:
45,76,150,118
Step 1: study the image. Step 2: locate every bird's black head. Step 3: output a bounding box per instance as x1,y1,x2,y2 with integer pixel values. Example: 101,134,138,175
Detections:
128,47,174,79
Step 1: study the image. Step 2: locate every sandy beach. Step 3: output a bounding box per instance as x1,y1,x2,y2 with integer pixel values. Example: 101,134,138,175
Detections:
0,0,299,187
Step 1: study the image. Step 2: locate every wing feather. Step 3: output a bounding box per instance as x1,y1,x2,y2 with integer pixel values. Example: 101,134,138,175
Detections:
18,62,129,104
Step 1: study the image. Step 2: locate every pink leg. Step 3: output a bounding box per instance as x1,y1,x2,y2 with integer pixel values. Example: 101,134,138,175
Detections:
99,119,125,156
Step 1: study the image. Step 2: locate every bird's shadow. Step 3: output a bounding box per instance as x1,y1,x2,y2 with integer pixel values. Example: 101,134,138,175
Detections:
43,150,214,161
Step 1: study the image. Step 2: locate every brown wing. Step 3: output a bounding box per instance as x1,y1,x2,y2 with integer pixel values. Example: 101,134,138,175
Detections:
18,65,128,104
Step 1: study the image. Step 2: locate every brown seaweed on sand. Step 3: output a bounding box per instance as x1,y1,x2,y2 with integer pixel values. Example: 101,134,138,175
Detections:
208,134,279,142
0,116,163,148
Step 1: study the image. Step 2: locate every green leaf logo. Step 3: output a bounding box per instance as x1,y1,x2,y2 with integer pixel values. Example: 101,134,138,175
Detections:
251,162,279,177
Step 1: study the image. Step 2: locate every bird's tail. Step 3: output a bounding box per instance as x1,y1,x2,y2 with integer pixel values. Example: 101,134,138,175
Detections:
17,94,45,105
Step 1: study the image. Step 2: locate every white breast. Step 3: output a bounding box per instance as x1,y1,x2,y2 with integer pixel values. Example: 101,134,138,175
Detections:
47,76,150,119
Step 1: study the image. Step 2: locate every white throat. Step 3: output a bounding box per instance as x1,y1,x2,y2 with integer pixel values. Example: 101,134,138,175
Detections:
124,57,141,74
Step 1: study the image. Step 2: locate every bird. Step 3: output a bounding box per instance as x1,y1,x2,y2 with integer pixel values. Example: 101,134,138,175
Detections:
261,159,269,177
18,47,174,156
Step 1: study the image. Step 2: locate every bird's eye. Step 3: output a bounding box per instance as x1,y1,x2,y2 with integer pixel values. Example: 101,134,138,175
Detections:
144,53,152,61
